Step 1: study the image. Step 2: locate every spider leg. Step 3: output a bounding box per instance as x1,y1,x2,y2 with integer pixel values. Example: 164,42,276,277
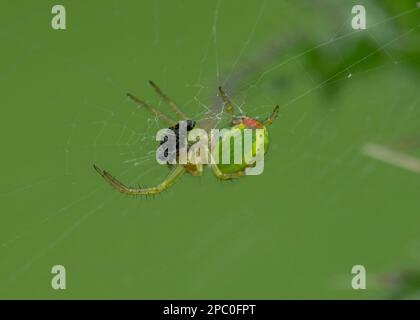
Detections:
263,105,280,126
93,164,186,195
149,80,188,120
218,86,235,116
127,92,176,126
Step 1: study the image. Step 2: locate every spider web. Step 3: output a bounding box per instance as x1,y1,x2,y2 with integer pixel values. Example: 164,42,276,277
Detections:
1,0,420,298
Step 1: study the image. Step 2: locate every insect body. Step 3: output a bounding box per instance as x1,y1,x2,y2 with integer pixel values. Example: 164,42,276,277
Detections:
93,81,279,195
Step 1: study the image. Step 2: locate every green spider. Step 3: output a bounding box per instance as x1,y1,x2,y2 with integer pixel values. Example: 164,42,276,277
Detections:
93,81,279,195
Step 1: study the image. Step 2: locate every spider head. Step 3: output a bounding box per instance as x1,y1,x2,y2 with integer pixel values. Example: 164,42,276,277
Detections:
158,120,197,162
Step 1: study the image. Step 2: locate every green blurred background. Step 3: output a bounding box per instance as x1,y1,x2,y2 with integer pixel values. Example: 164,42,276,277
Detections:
0,0,419,299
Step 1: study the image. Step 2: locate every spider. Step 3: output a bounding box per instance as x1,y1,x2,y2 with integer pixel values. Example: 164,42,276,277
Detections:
93,81,279,195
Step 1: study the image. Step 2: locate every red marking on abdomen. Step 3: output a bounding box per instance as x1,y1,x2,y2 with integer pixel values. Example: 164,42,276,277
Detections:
242,117,264,129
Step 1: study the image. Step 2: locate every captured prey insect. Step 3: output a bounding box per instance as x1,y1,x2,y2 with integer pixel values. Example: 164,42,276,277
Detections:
93,81,279,195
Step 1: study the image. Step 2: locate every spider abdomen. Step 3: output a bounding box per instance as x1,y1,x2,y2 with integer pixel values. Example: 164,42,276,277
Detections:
213,118,270,174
